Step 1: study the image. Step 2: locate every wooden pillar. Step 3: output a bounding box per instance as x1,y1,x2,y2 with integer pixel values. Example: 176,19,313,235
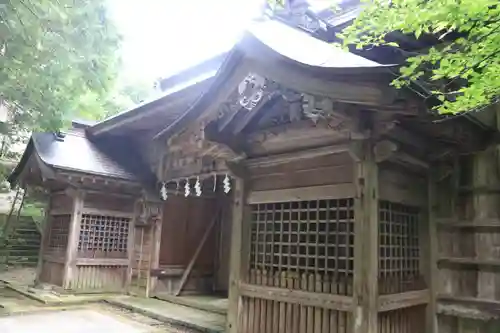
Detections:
472,149,500,298
226,177,247,333
353,140,379,333
126,199,140,291
62,190,83,290
425,170,438,333
34,192,51,285
149,201,163,295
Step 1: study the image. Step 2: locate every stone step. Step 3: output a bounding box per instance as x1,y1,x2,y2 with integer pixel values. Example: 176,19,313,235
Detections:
106,296,226,333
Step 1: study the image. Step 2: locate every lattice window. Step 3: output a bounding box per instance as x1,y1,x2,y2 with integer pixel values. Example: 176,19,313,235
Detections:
46,214,70,255
77,214,130,259
249,198,354,295
379,201,424,294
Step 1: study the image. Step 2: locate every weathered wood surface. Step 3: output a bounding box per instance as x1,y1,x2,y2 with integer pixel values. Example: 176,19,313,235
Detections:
226,177,246,333
378,166,427,206
69,265,127,291
174,207,220,296
378,289,430,312
353,141,378,333
62,191,83,289
39,261,64,286
239,282,353,311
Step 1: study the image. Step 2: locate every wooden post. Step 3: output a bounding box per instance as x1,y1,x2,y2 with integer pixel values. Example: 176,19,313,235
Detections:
34,192,52,285
149,201,163,295
424,169,438,333
472,149,499,299
126,199,140,291
62,190,84,290
226,177,247,333
353,140,379,333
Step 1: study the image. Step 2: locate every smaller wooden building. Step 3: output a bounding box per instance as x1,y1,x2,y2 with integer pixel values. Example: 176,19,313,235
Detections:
8,122,149,291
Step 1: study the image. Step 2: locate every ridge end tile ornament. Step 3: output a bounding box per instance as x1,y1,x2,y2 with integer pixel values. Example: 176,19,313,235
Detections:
238,73,266,110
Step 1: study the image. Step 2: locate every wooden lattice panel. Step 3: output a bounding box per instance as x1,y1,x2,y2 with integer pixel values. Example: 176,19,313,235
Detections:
249,198,354,295
379,201,425,294
45,214,70,256
77,214,130,259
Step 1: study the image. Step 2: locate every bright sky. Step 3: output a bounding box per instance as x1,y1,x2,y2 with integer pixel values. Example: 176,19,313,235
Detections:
107,0,264,83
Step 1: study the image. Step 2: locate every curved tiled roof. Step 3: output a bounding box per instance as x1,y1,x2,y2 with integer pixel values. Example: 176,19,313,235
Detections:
31,130,136,180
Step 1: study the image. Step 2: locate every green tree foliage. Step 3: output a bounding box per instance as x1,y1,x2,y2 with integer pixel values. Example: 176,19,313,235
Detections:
0,0,123,131
340,0,500,114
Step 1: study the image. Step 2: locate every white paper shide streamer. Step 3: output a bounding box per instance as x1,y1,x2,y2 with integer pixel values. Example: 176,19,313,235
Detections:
195,177,202,196
184,178,190,197
223,174,231,194
160,182,168,201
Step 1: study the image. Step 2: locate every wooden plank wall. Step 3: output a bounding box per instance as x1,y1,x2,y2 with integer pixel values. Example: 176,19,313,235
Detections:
69,265,127,291
250,152,353,192
378,305,426,333
435,150,500,332
240,271,352,333
83,193,135,213
39,261,64,286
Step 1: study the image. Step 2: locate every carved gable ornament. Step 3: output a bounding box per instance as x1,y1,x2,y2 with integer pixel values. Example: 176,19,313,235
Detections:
238,73,266,110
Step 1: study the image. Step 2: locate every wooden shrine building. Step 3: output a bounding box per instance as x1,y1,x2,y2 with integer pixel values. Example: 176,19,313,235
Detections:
9,14,500,333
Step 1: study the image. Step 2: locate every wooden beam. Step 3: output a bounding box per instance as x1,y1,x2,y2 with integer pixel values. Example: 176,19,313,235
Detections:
156,60,250,141
379,122,427,150
49,209,72,216
62,190,84,290
374,139,429,169
438,257,500,268
247,58,396,106
80,208,134,219
75,258,129,266
438,295,500,320
353,140,379,333
248,183,355,204
436,218,500,229
378,289,430,312
246,143,351,168
239,282,353,312
42,254,65,264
